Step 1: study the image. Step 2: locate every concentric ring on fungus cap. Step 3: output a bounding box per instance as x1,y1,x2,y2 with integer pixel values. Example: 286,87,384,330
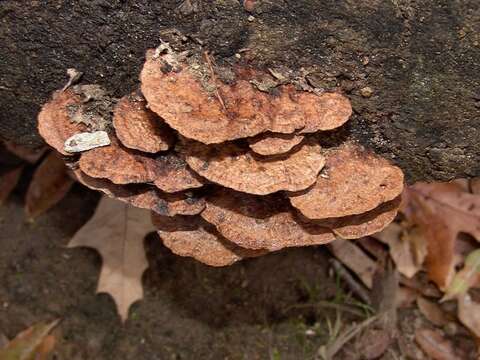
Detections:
38,89,86,156
183,140,325,195
140,50,352,144
151,213,266,267
201,188,336,251
113,92,175,153
288,143,404,219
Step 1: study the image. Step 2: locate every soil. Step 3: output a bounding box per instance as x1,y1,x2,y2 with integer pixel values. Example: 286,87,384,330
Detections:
1,0,480,182
0,170,455,360
0,183,345,360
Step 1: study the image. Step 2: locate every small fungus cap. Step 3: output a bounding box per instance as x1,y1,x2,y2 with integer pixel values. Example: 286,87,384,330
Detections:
183,140,325,195
140,50,352,144
201,189,336,251
38,89,86,156
113,92,174,153
315,197,402,239
74,170,205,216
248,133,305,156
153,154,205,193
152,213,266,267
288,143,404,219
79,137,160,184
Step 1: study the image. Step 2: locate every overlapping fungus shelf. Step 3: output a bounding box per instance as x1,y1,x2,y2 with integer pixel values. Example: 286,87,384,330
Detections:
37,45,405,266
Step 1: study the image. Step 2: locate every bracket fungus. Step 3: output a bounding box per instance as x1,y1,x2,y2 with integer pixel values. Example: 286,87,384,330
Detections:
248,133,305,156
140,50,352,144
37,45,405,267
113,92,174,153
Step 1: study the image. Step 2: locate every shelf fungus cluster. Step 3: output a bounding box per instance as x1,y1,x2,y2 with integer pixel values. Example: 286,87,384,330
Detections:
37,47,404,267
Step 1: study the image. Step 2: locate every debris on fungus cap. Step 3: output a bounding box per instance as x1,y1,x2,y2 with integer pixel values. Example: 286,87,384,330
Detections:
113,92,174,153
74,170,205,216
183,140,325,195
153,153,205,193
315,197,402,239
201,189,336,251
140,49,352,144
151,213,266,267
79,137,160,184
288,143,404,220
38,89,86,156
248,133,305,156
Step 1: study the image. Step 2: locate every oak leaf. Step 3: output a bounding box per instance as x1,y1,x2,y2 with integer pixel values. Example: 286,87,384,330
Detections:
415,328,461,360
68,196,155,322
457,293,480,339
0,320,58,360
25,152,74,220
0,166,23,206
402,182,480,289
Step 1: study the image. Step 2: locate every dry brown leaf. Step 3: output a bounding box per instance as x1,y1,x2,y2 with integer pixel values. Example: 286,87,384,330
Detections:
373,222,426,278
200,188,336,251
328,239,377,288
68,196,155,322
3,142,47,164
141,50,351,144
403,182,480,289
458,293,480,339
0,319,59,360
417,297,451,327
288,143,404,219
113,92,174,153
184,140,325,195
0,166,23,206
25,152,74,220
248,133,304,156
415,328,461,360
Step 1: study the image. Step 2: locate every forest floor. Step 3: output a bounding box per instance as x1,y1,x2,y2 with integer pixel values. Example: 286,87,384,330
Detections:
1,154,479,359
0,184,423,360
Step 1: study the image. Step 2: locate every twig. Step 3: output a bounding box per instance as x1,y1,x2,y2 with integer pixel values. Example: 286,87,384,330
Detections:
330,258,371,305
203,51,227,112
284,301,368,318
317,315,379,360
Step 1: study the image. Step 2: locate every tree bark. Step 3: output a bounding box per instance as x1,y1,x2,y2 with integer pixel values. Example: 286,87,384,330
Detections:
1,0,479,182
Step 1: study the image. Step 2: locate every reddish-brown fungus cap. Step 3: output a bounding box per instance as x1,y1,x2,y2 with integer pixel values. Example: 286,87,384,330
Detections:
74,170,205,216
184,140,325,195
248,133,305,156
152,213,266,266
201,189,336,251
318,197,402,239
38,89,85,156
79,137,159,184
140,50,352,144
153,154,205,193
113,93,174,153
289,143,404,219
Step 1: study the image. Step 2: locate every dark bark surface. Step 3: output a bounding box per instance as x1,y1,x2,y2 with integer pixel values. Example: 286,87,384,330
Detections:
1,0,479,182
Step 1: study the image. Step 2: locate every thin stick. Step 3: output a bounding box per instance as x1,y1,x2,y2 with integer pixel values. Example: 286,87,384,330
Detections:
330,258,371,305
203,51,227,112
